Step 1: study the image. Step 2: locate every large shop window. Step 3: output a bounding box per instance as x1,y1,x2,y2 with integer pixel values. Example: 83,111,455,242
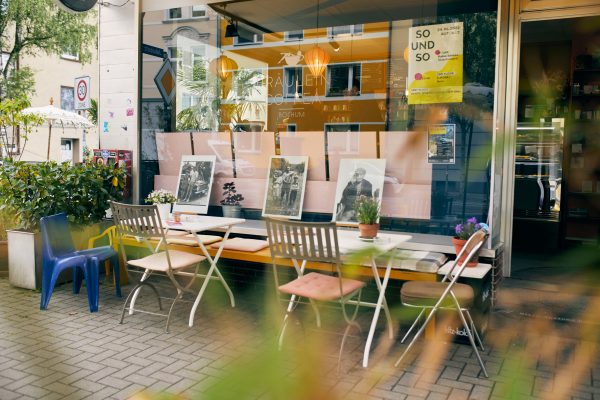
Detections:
140,2,498,237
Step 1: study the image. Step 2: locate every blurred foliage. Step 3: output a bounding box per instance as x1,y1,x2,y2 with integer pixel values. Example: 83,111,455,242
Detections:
0,207,16,241
0,97,44,161
0,67,35,101
0,160,125,231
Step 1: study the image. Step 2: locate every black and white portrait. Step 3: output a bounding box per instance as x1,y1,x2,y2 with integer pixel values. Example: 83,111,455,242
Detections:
174,155,216,214
332,159,386,224
262,156,308,220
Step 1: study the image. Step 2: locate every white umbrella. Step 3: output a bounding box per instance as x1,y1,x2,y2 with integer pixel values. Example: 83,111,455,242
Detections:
22,103,94,160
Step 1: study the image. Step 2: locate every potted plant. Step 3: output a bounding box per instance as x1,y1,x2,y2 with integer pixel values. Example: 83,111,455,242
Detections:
0,209,15,277
220,182,244,218
145,189,177,222
0,160,125,289
355,195,380,239
453,217,489,267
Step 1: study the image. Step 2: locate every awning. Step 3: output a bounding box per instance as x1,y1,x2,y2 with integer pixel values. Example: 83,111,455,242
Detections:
208,0,497,34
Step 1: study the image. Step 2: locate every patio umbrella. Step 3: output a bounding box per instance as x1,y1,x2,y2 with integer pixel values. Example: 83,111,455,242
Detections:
22,102,94,160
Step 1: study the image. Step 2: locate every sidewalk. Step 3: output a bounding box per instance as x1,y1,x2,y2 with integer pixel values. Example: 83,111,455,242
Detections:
0,276,598,400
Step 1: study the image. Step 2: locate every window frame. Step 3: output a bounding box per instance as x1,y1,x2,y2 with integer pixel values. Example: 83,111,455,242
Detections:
284,30,304,41
191,5,207,18
60,86,75,112
165,7,183,20
326,63,362,97
328,24,363,38
284,66,303,98
233,33,264,46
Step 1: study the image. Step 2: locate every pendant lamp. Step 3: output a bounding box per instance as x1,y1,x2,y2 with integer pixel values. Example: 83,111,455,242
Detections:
209,54,238,81
305,0,329,76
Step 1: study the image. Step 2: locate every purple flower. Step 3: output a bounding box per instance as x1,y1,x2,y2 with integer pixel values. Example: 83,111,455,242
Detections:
467,217,478,224
455,224,463,235
475,223,481,230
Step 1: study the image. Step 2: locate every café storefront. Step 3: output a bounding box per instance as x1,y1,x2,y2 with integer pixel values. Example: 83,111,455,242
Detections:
125,0,600,283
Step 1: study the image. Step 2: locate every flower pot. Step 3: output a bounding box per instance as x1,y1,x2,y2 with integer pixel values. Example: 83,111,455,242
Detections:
0,241,8,277
7,230,42,290
222,205,243,219
358,223,379,239
156,203,172,222
452,237,479,267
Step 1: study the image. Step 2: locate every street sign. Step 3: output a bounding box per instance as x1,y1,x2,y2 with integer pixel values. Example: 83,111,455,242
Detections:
142,43,167,59
154,59,176,105
74,76,91,110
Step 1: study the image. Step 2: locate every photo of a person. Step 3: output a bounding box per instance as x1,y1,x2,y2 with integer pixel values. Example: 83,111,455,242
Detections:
263,156,309,220
332,159,386,225
174,155,216,215
336,167,373,221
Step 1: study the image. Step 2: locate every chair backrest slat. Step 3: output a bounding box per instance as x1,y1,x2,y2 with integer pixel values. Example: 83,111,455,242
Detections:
110,201,165,241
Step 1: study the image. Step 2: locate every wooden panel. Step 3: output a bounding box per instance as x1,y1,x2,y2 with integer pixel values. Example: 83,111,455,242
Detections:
327,131,378,181
155,132,192,176
192,132,234,177
279,131,327,181
232,131,276,178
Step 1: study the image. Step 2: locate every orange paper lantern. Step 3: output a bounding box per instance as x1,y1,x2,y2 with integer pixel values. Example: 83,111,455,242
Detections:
304,46,330,76
209,55,238,81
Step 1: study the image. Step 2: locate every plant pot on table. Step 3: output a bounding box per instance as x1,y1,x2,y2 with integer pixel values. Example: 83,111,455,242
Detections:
452,237,480,267
156,203,172,222
222,205,243,219
358,223,379,239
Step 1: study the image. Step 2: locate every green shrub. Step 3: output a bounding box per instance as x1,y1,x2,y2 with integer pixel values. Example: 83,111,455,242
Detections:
0,208,16,241
0,160,125,231
354,195,380,225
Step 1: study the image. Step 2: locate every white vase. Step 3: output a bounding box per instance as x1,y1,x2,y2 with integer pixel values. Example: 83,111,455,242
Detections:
156,203,171,222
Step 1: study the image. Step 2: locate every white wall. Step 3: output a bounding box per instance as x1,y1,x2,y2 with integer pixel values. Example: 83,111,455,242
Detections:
98,1,140,201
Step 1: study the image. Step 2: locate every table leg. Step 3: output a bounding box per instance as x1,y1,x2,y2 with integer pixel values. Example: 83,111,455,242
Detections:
370,258,394,338
188,227,236,327
363,259,393,368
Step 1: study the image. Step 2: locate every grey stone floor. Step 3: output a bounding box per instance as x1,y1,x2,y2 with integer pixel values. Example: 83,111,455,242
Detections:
0,274,598,400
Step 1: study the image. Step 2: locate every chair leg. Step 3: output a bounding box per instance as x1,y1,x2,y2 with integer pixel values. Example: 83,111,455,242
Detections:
394,307,438,368
111,254,122,297
73,267,83,294
165,289,183,333
85,260,100,313
277,296,301,350
40,265,63,310
120,283,142,324
308,299,321,328
401,308,426,344
465,310,484,351
455,306,488,377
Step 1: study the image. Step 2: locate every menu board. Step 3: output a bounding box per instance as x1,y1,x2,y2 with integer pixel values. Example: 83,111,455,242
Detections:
408,22,464,105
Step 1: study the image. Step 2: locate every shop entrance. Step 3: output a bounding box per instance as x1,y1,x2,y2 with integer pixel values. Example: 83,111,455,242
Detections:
511,16,600,283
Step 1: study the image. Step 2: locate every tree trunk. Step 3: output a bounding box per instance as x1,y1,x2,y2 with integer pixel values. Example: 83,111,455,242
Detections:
46,123,52,161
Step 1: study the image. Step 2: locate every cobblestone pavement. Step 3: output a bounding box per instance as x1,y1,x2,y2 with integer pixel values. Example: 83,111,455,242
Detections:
0,275,598,400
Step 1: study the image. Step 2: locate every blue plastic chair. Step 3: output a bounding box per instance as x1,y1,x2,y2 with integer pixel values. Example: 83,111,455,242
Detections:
40,213,121,312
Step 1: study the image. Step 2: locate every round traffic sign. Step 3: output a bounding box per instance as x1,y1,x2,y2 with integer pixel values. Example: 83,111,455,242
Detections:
77,79,88,102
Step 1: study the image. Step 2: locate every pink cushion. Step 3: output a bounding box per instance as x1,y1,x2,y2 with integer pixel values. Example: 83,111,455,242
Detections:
210,237,269,252
278,272,365,301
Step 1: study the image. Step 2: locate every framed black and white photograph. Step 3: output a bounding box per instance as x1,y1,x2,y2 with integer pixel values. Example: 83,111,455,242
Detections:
332,158,386,225
174,155,216,214
262,156,309,220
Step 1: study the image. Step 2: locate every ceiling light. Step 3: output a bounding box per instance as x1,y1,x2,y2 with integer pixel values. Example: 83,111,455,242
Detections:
329,41,340,52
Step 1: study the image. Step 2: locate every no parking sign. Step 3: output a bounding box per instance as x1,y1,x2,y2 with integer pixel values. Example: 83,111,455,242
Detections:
74,76,91,110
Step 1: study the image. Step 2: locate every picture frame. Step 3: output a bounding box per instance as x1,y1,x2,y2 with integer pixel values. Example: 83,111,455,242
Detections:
173,155,217,214
332,158,386,225
427,124,456,164
262,156,309,220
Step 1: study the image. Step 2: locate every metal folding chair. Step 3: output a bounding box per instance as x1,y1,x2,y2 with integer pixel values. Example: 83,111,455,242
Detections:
265,218,365,368
110,201,206,332
394,229,489,377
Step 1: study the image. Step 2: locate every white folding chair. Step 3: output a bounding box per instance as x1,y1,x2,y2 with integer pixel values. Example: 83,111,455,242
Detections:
110,201,206,332
265,218,365,369
394,229,489,377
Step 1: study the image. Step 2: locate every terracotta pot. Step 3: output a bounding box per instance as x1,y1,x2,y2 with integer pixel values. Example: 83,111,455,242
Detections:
452,237,479,267
358,223,379,239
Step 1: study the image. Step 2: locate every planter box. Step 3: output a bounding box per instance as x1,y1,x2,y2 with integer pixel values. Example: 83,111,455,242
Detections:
7,230,42,290
0,241,8,277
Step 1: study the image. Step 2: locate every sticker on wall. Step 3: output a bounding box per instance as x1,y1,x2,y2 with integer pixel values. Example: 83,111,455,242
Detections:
108,111,114,118
121,124,128,131
126,108,134,117
427,124,455,164
407,22,463,105
103,121,109,133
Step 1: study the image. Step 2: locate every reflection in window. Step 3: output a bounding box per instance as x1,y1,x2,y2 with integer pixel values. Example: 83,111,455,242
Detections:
327,64,361,96
60,86,75,112
167,8,182,19
284,67,303,98
329,24,363,37
325,123,360,132
234,33,263,46
191,46,207,82
285,30,304,41
191,5,206,18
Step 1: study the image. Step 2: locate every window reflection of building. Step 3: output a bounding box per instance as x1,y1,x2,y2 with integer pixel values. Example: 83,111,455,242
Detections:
284,67,303,98
327,64,361,97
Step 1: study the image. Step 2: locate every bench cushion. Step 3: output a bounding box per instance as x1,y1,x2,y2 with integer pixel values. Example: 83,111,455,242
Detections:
167,234,222,247
128,250,206,271
401,281,474,308
210,237,269,252
390,250,447,273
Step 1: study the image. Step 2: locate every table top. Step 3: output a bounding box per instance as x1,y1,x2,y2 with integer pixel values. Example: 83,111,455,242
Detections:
337,230,411,254
165,216,245,233
437,261,492,279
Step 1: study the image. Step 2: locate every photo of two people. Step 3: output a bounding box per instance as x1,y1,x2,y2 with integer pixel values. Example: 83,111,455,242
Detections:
262,156,308,220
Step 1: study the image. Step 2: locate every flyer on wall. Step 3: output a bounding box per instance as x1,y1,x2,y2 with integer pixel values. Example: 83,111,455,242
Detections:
428,124,456,164
407,22,464,105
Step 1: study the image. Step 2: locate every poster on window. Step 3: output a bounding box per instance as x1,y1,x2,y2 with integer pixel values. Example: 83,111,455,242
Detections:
427,124,456,164
173,155,216,214
407,22,463,105
262,156,308,220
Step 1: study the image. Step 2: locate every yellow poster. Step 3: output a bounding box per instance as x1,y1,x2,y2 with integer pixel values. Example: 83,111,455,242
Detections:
408,22,463,105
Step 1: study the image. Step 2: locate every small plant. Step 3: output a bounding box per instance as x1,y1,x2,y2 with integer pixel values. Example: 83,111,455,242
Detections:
454,217,489,240
220,182,244,206
145,189,177,205
354,195,380,225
